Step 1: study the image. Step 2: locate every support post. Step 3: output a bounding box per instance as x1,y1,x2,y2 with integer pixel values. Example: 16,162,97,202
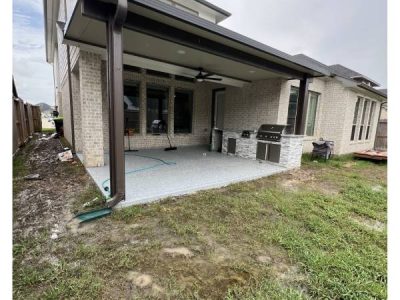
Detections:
295,76,311,135
106,0,128,207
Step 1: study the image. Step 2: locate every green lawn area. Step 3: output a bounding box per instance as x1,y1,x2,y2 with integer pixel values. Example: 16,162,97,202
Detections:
13,148,387,299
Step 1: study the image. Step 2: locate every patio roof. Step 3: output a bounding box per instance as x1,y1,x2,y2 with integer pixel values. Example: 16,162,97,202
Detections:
56,0,329,84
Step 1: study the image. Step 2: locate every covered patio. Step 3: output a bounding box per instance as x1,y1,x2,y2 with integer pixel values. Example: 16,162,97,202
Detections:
81,146,286,207
59,0,328,207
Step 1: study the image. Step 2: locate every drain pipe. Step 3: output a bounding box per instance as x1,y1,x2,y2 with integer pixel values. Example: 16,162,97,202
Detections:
63,0,76,153
105,0,128,208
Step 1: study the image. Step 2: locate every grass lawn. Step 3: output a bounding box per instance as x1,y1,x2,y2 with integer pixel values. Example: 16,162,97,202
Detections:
41,128,56,134
13,142,387,299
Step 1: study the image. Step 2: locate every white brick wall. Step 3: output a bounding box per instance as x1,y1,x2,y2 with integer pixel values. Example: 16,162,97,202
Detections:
279,77,384,155
79,51,104,167
115,70,220,150
223,78,285,131
71,69,82,152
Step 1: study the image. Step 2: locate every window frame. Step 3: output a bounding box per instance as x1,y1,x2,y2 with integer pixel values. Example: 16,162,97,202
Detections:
351,97,362,141
285,86,299,135
366,101,376,140
146,84,169,134
358,98,370,141
305,91,320,136
174,88,194,134
285,86,320,136
123,81,141,134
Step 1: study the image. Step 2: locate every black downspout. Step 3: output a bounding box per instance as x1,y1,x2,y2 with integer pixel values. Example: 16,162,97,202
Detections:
105,0,128,208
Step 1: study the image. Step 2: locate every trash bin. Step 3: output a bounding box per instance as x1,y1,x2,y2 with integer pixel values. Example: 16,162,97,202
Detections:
53,117,64,136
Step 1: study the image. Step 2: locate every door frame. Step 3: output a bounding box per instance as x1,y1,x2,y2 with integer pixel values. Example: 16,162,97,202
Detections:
211,88,226,130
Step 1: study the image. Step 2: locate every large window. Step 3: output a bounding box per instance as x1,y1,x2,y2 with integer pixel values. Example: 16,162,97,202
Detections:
306,91,319,136
359,99,370,140
286,87,319,136
124,83,140,134
286,86,299,134
366,101,376,140
351,98,361,141
174,90,193,133
147,86,169,134
351,97,376,141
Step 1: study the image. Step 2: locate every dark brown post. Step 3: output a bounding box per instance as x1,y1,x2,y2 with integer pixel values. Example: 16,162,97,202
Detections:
295,76,311,135
63,0,76,153
106,0,128,206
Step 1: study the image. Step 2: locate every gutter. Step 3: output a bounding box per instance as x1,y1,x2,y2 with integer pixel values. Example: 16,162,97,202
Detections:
357,83,388,99
192,0,231,17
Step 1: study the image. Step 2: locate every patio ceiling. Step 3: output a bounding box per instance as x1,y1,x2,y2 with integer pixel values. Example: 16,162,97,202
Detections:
62,0,328,85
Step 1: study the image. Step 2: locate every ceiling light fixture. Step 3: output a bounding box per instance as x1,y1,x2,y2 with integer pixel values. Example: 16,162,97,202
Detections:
249,70,256,74
177,50,186,55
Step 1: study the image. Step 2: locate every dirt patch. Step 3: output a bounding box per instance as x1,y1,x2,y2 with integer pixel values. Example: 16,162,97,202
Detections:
350,215,385,232
256,255,272,264
127,271,165,298
127,271,153,288
254,246,306,286
163,247,194,258
13,137,86,240
344,161,357,168
280,169,315,192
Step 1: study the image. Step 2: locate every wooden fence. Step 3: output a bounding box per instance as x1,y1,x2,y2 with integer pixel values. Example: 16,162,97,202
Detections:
13,97,42,154
374,120,387,151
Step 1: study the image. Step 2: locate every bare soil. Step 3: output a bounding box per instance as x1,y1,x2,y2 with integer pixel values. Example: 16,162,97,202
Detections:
13,136,95,241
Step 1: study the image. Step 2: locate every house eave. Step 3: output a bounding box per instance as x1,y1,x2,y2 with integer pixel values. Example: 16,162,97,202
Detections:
357,83,387,99
44,0,60,63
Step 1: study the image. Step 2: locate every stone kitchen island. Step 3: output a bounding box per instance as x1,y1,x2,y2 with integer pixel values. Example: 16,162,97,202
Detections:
219,130,304,169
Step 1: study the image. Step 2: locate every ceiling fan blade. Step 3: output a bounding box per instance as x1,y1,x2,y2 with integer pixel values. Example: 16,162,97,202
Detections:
204,72,215,77
205,77,222,81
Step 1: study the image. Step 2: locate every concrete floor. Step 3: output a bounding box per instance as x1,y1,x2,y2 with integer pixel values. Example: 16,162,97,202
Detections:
79,146,287,207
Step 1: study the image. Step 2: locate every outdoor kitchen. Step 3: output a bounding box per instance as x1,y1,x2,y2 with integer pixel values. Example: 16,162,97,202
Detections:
213,124,304,169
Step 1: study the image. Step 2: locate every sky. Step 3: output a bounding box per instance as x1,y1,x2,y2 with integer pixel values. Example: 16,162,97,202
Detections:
12,0,387,105
13,0,54,106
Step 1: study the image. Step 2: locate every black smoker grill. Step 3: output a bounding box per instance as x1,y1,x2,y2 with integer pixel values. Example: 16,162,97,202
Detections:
311,140,334,160
256,124,286,142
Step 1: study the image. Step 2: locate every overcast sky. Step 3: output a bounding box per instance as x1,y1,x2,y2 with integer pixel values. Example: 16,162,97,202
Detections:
13,0,387,105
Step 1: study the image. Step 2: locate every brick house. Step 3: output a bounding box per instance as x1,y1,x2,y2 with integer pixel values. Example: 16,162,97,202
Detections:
44,0,386,205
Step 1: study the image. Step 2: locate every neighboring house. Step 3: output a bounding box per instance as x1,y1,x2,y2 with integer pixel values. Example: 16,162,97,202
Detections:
44,0,386,167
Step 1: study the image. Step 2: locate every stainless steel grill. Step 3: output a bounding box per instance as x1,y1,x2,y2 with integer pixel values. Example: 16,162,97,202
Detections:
256,124,286,142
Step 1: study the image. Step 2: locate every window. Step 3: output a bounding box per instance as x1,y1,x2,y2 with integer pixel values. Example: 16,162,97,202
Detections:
359,99,369,140
306,91,319,136
146,86,169,133
286,86,299,134
285,86,319,135
366,101,376,139
351,98,361,141
174,90,193,133
124,83,140,134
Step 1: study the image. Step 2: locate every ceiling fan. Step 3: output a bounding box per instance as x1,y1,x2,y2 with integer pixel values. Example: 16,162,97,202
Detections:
194,68,222,82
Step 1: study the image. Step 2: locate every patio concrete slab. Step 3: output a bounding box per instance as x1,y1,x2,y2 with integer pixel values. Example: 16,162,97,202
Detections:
78,146,287,207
